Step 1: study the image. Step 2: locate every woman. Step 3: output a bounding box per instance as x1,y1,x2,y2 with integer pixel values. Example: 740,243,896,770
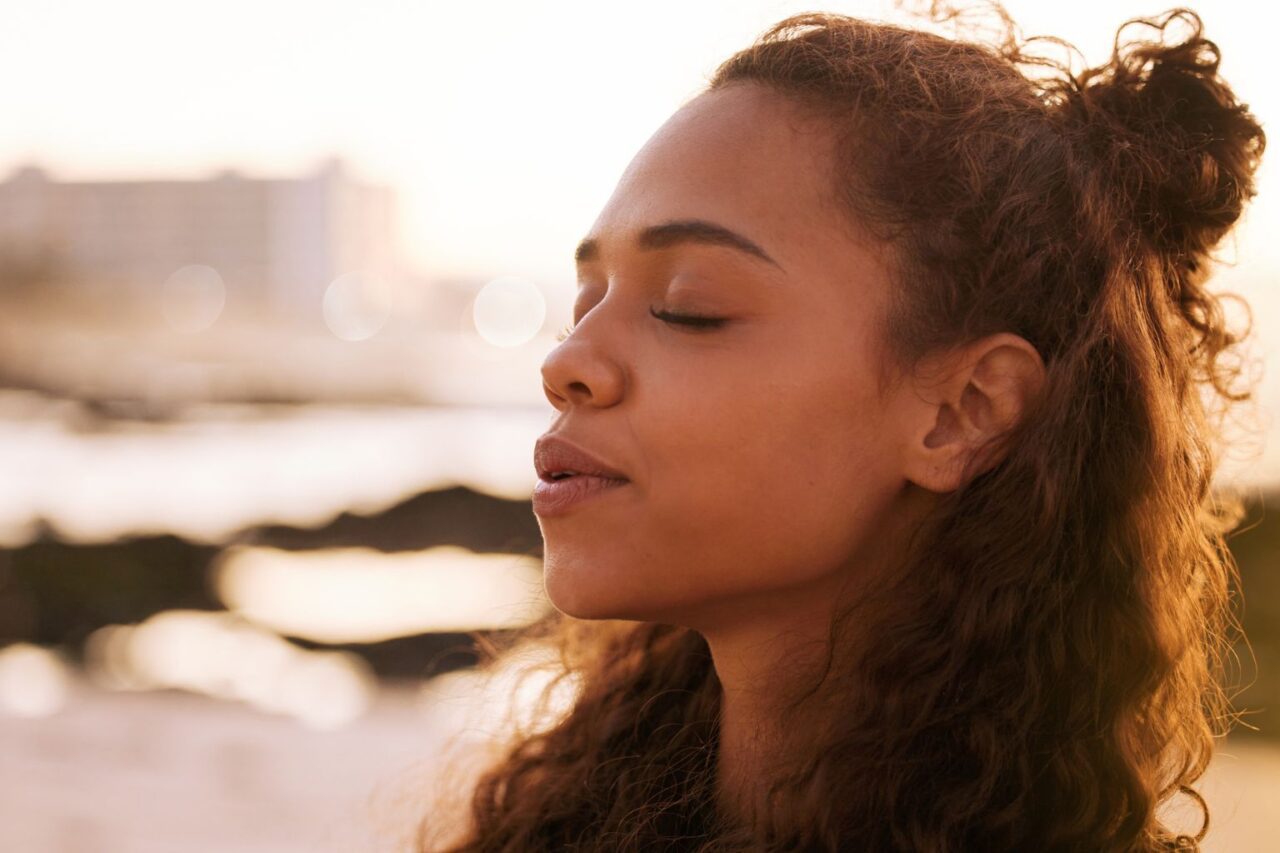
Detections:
416,4,1266,850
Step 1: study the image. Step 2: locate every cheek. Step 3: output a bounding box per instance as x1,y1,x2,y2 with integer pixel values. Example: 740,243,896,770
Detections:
680,421,894,588
639,370,898,595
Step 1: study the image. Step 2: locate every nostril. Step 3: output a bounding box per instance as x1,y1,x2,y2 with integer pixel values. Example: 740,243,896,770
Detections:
543,381,567,406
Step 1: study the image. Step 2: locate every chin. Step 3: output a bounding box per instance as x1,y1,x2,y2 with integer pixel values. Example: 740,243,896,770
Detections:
542,555,602,619
542,555,656,623
544,575,623,621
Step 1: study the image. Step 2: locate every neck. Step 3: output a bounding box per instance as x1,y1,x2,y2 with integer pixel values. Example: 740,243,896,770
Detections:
695,483,938,826
696,484,936,824
714,677,781,827
700,590,842,827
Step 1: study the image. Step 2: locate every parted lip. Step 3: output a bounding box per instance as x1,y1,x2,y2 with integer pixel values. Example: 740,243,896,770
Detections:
534,434,629,482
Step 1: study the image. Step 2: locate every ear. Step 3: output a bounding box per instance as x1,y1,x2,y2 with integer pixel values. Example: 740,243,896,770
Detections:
899,333,1046,493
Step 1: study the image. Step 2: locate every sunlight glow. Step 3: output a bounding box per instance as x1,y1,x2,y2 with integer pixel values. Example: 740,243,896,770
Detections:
418,642,581,743
0,643,71,718
213,544,551,642
0,393,548,547
83,610,378,730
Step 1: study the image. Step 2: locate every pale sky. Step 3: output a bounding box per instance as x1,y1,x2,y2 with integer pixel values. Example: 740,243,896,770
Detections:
2,0,1277,481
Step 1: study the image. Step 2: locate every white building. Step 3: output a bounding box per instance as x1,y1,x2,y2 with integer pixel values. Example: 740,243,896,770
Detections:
0,156,401,323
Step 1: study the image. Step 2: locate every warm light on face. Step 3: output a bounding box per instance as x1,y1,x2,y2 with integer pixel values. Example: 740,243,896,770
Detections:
534,83,907,627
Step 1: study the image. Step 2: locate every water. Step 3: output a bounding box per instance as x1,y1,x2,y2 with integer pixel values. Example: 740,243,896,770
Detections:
0,390,551,547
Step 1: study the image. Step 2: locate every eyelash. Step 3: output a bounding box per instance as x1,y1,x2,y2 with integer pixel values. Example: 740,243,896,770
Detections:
555,307,727,342
650,307,727,330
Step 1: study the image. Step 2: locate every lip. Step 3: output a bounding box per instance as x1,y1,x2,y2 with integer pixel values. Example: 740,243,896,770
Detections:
532,474,629,517
532,434,630,518
534,435,630,482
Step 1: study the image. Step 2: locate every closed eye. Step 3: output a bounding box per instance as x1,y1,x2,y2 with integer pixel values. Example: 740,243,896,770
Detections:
649,306,727,330
554,306,728,341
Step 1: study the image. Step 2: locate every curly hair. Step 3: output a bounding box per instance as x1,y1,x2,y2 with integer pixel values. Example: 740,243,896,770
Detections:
412,4,1266,850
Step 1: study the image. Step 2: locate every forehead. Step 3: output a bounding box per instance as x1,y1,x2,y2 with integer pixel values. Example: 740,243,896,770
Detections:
586,83,852,271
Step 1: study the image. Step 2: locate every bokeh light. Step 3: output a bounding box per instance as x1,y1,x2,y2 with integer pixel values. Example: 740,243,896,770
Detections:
471,276,546,347
161,264,226,333
82,610,378,730
322,270,395,341
0,642,71,718
0,396,548,548
212,544,551,643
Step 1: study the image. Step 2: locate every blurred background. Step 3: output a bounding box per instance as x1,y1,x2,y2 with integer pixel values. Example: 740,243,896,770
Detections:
0,1,1275,851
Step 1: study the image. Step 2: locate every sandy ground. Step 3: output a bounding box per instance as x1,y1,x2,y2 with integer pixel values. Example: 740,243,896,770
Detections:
1,675,1276,852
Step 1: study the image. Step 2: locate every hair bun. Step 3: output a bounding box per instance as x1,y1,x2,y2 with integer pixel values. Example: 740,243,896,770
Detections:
1054,8,1265,273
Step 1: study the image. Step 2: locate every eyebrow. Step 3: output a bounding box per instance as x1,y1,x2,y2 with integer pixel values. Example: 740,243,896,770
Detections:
574,218,784,270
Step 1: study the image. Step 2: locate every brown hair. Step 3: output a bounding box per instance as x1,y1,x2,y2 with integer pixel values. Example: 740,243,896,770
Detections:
413,4,1265,850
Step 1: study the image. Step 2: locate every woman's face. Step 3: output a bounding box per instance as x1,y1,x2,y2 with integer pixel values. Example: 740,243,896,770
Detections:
537,82,914,632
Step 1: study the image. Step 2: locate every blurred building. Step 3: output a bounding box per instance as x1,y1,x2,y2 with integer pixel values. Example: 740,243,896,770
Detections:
0,157,400,322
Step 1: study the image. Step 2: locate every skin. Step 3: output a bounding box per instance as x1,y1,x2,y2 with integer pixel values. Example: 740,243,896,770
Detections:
535,81,1046,824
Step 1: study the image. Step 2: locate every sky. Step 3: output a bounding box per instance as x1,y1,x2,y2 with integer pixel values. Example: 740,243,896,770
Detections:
2,0,1277,480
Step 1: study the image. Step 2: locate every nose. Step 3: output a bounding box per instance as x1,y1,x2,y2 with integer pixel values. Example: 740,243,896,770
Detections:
540,318,625,411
